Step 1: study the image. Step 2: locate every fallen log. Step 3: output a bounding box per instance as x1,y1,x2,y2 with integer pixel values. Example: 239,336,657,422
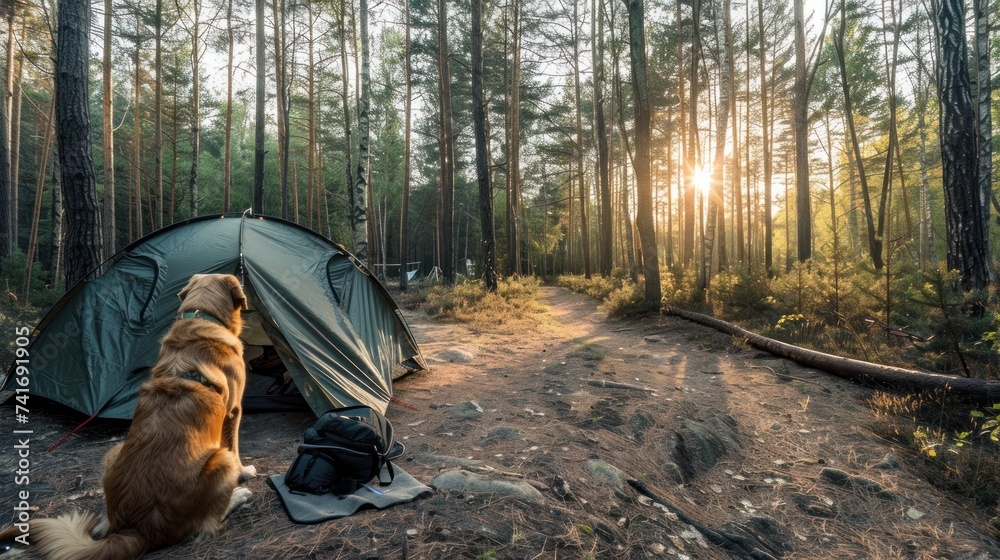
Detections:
663,306,1000,404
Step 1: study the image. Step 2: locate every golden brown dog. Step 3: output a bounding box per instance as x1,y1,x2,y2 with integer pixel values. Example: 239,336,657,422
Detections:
2,274,255,559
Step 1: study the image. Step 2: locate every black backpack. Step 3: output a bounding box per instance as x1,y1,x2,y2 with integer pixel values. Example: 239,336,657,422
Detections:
284,405,405,496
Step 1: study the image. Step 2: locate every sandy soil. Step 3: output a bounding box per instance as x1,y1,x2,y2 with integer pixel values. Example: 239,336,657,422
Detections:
2,286,999,559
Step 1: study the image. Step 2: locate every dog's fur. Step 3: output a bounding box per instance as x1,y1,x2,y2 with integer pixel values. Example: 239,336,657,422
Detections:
1,274,255,559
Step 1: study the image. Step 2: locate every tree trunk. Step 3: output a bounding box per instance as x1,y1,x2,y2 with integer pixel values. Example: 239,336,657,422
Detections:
223,0,233,212
438,0,455,283
188,0,200,219
154,0,163,228
673,0,686,270
974,0,992,245
835,1,882,270
354,0,371,262
23,104,53,304
612,46,637,281
308,4,317,229
400,0,412,291
916,22,935,269
0,13,11,260
919,105,932,268
704,0,730,288
274,0,289,220
507,0,523,276
170,72,178,219
9,17,22,246
594,0,612,277
132,17,142,240
573,0,591,279
56,0,103,287
472,0,498,291
784,155,792,271
683,0,700,268
504,2,512,274
349,0,360,134
793,0,810,262
1,11,12,261
292,159,299,221
51,168,63,287
937,0,994,290
730,2,743,266
744,0,752,270
625,0,660,304
874,0,899,274
608,1,631,277
758,0,772,275
825,115,841,314
340,0,355,232
321,148,330,237
253,0,265,214
568,166,575,272
102,0,115,254
663,107,673,268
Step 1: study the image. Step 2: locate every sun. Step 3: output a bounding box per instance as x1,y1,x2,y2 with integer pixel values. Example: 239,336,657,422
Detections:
693,167,712,194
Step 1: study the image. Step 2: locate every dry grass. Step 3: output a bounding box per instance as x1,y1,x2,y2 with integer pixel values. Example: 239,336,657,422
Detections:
555,273,655,317
554,274,622,301
420,277,546,333
867,389,1000,508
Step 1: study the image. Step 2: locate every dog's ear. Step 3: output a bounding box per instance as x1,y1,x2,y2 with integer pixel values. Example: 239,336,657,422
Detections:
226,276,249,310
178,274,205,301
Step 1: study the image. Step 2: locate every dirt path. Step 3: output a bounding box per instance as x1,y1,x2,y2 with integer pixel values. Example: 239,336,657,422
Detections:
390,286,999,558
3,286,999,559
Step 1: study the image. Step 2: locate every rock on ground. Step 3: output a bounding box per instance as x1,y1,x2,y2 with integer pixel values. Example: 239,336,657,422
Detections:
431,469,545,504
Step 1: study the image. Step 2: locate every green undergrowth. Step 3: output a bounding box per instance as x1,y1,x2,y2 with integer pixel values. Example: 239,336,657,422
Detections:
0,302,44,375
1,251,59,372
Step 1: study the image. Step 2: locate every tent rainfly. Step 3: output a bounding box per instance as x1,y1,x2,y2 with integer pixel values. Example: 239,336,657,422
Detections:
2,213,426,418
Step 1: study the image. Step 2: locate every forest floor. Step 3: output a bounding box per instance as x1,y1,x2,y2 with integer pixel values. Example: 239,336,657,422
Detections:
2,286,1000,559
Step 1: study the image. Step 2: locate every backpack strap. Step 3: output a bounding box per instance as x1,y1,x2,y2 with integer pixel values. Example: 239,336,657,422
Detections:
385,440,405,461
376,440,406,485
379,461,396,485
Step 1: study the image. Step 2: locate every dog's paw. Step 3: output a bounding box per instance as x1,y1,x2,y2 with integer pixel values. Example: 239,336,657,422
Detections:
239,464,257,481
233,486,253,501
224,487,253,520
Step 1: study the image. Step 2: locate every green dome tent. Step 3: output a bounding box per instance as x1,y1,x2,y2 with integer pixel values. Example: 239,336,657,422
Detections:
2,213,425,419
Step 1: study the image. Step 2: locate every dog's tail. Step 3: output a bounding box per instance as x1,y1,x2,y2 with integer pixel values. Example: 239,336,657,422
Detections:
0,524,23,542
29,512,146,560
